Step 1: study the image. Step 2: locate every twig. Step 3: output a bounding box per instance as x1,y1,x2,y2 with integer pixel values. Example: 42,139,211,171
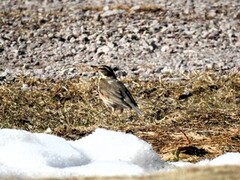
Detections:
173,120,191,144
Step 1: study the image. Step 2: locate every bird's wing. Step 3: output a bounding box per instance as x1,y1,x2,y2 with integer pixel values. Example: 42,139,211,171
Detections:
119,82,143,116
99,79,130,108
99,78,143,115
117,81,138,107
117,81,143,115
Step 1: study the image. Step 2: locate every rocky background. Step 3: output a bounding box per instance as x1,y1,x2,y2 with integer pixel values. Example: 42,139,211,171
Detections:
0,0,240,82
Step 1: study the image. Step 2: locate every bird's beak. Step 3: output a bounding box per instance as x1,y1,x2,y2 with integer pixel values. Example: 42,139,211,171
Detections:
90,65,99,69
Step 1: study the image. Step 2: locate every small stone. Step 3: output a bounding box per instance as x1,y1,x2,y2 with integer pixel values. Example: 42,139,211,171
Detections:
94,13,101,21
234,10,240,19
48,33,54,38
21,84,30,91
206,9,217,19
34,69,45,76
130,5,141,11
161,45,170,52
23,64,30,69
97,45,110,54
44,127,52,134
101,10,125,17
103,6,110,11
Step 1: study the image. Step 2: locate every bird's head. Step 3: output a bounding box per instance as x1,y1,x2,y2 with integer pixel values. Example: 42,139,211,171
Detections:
92,65,117,79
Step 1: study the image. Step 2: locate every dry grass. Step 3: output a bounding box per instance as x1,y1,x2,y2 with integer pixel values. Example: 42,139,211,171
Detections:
0,71,240,162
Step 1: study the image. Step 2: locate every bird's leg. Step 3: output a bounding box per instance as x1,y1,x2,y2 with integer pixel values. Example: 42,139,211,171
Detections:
118,108,123,114
111,107,115,116
112,107,123,119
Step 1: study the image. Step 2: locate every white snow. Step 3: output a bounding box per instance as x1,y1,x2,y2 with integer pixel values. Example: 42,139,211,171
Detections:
71,128,166,172
0,128,239,179
198,152,240,166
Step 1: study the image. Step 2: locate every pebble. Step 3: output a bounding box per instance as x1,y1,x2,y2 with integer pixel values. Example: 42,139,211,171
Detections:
101,9,125,17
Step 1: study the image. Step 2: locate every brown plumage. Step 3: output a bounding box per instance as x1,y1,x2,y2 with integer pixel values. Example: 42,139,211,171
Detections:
94,65,143,116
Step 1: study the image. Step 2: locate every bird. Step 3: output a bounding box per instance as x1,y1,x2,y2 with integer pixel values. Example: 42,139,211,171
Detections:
92,65,143,116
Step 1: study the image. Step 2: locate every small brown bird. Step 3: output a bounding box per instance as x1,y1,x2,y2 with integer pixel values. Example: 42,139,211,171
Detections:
93,65,143,116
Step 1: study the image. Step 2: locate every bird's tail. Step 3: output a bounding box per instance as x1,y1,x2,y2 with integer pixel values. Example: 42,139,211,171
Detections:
132,106,143,116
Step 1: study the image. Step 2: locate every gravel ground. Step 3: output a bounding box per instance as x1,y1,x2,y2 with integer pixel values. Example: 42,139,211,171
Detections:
0,0,239,81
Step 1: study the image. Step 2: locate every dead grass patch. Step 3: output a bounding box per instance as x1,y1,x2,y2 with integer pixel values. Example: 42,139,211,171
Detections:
0,72,239,162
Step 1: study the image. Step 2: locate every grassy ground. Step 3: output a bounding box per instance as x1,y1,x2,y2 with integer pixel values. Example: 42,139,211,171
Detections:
0,71,239,162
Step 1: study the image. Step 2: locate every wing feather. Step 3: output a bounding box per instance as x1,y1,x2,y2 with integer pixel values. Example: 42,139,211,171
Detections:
99,79,137,107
